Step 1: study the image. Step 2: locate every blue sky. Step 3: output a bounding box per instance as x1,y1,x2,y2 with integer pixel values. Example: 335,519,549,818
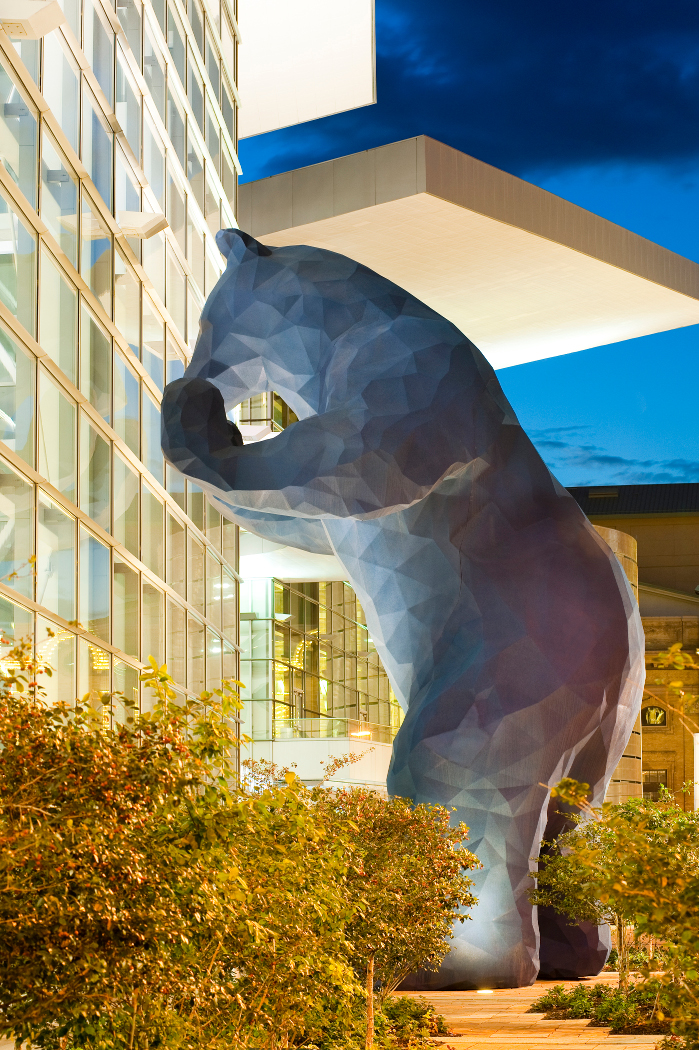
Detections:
238,0,699,486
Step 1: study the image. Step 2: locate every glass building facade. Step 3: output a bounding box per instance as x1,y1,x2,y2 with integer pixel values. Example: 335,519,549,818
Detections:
0,0,240,721
240,576,403,746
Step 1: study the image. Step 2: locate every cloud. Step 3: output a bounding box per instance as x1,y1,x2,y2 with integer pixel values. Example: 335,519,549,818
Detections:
239,0,699,183
526,426,699,486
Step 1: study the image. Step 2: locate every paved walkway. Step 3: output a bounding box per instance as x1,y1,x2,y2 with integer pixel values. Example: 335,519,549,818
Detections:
397,974,663,1050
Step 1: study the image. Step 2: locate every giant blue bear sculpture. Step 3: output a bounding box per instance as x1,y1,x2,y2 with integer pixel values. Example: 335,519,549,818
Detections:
161,228,645,989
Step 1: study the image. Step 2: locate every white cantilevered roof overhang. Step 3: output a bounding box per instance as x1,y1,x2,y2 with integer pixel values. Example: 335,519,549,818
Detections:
237,136,699,369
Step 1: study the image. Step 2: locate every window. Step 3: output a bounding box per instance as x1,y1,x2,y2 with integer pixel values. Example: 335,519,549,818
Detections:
143,116,165,210
77,637,110,701
38,368,76,503
142,230,165,303
0,457,33,600
187,50,204,132
113,555,139,655
79,413,110,531
0,63,37,207
40,249,77,384
166,598,186,685
143,21,166,120
117,0,142,63
167,168,186,254
167,3,186,84
206,627,221,688
82,88,113,212
141,482,164,576
205,31,220,101
40,132,78,267
142,294,165,389
115,151,142,257
37,617,75,703
42,33,80,153
143,581,164,662
141,389,163,484
80,304,112,424
166,247,186,338
114,253,141,356
113,452,139,556
205,102,220,176
167,89,186,169
79,526,110,641
0,190,36,336
116,50,142,163
643,769,668,802
189,0,203,54
0,592,32,641
84,0,115,107
80,194,113,314
113,352,140,455
0,324,34,467
188,533,204,613
188,212,205,292
166,335,185,384
188,614,204,690
187,134,204,211
166,511,186,596
206,550,221,628
205,174,220,234
37,493,75,620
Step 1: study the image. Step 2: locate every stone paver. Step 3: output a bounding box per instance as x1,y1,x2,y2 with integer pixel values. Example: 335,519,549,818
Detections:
395,974,663,1050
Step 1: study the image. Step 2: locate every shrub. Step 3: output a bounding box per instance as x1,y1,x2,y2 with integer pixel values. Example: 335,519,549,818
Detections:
529,982,669,1034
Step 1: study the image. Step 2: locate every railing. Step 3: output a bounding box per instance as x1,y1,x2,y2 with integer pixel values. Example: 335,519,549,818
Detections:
253,717,397,744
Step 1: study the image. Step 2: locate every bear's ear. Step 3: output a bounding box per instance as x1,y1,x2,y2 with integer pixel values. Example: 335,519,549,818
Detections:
216,228,273,263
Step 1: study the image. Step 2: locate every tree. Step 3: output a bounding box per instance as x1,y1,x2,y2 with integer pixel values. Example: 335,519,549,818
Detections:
532,777,699,1045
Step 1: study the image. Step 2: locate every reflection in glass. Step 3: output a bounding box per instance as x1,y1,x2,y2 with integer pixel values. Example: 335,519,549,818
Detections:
141,390,163,484
0,457,32,599
0,325,34,467
40,248,77,383
166,89,185,168
222,568,236,641
166,510,185,596
206,103,220,176
205,32,220,101
113,555,139,656
81,195,112,313
188,216,204,293
205,176,220,236
41,33,79,152
0,191,36,335
141,294,164,388
188,533,204,614
142,230,165,303
143,581,164,663
166,598,185,686
0,65,37,206
166,335,185,384
82,89,113,211
167,3,186,83
37,616,75,703
80,304,111,423
113,453,139,556
165,463,185,511
79,526,110,641
143,115,165,209
188,614,204,691
40,131,78,265
206,628,221,689
79,413,110,531
114,657,139,713
221,83,235,140
38,369,76,503
167,168,186,253
37,494,75,620
187,134,204,211
117,0,142,66
144,24,165,120
0,592,32,640
77,637,110,705
113,353,140,455
115,149,142,259
141,482,163,576
206,500,221,549
115,254,140,355
206,550,221,628
221,145,235,208
167,247,186,338
84,0,114,107
188,52,204,132
189,0,203,52
116,50,141,162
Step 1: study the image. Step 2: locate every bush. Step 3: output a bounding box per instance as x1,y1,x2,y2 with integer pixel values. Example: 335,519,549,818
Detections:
529,982,669,1034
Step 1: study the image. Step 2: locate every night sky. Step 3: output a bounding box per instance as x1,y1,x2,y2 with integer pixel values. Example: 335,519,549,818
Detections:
239,0,699,486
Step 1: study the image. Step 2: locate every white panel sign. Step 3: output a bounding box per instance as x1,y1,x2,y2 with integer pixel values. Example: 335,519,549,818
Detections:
238,0,375,139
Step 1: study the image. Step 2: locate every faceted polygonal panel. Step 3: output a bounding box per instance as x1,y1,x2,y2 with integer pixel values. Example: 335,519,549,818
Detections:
161,228,645,988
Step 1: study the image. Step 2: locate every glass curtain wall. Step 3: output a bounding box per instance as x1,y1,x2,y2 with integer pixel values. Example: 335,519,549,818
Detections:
0,0,241,751
240,577,404,745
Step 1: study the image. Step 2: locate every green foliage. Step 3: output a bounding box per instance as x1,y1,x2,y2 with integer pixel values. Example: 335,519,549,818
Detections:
529,982,669,1034
0,640,477,1050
